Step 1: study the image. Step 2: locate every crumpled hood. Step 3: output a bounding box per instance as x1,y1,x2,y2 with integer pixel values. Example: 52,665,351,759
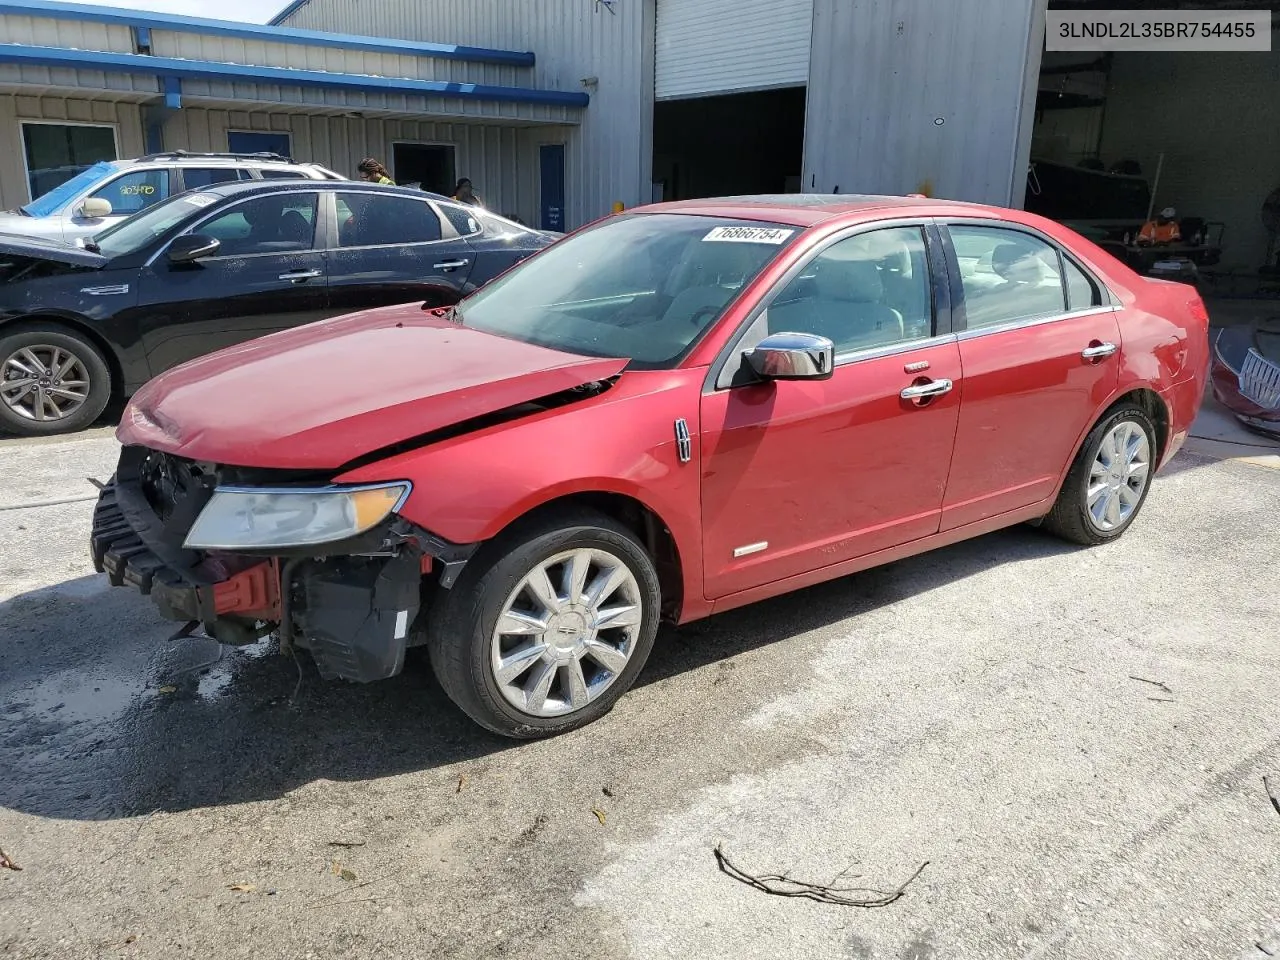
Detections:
118,304,629,469
0,231,106,267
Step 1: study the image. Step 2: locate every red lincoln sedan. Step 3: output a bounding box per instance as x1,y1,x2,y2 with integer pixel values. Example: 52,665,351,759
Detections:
93,195,1210,738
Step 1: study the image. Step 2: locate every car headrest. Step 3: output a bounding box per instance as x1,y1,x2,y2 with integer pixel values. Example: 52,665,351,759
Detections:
991,243,1042,282
815,259,883,302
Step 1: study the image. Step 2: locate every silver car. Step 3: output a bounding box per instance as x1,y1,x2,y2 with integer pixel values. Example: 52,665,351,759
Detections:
0,151,343,243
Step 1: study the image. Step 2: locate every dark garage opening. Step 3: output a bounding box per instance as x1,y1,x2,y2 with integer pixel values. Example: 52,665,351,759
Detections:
652,86,806,202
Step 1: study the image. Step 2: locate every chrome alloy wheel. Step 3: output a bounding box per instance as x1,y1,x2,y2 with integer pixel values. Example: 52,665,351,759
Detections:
0,345,91,423
1087,420,1152,532
490,548,643,718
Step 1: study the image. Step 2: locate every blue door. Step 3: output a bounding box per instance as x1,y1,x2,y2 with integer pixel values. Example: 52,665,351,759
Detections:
228,132,292,158
539,144,565,232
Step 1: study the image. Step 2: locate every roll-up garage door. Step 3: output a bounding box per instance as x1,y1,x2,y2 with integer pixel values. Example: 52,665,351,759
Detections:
655,0,813,101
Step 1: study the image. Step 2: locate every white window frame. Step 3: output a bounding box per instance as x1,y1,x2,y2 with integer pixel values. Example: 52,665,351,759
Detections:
19,118,121,203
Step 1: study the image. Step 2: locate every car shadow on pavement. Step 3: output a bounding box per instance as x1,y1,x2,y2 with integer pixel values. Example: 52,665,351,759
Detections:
0,524,1082,822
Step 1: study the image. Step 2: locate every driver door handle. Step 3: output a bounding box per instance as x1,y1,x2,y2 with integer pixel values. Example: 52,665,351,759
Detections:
434,258,470,272
900,378,954,400
1081,341,1118,360
279,269,321,282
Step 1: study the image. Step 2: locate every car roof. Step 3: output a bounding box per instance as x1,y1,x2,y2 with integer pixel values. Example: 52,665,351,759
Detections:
634,194,1008,227
179,180,453,203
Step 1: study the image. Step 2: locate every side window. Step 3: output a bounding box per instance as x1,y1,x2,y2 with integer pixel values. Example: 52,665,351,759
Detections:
90,169,168,215
337,193,443,247
1064,256,1102,311
440,202,481,237
182,168,244,189
258,169,311,180
767,226,933,354
195,193,318,256
949,225,1067,330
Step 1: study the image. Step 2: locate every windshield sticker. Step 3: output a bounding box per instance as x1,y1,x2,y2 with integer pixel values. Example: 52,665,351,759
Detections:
702,226,794,244
186,193,218,208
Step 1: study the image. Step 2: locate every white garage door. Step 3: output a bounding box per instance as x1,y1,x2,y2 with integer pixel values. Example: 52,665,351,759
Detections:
655,0,813,101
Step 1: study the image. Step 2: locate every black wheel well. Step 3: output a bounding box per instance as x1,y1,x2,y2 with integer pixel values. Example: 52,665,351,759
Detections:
0,314,124,402
506,492,686,622
1110,388,1170,463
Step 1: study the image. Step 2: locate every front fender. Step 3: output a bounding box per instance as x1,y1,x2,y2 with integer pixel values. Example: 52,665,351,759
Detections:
335,368,707,615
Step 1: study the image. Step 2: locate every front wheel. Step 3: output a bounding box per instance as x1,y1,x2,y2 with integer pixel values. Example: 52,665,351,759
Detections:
427,510,661,738
0,324,111,436
1042,405,1158,546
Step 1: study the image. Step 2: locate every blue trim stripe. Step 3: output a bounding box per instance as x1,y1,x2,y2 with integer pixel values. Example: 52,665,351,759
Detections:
0,44,589,108
3,0,536,67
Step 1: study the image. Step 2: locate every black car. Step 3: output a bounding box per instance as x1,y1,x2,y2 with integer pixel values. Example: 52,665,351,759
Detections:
0,181,555,436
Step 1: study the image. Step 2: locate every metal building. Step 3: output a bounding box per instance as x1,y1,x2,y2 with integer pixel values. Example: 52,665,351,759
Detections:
0,0,1050,230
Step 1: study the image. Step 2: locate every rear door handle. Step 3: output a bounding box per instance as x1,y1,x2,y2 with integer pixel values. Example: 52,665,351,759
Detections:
433,258,470,272
279,269,322,282
1081,341,1118,360
900,378,954,400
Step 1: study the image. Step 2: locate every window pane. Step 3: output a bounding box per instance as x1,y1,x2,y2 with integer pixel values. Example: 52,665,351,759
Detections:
950,225,1066,329
22,123,117,200
196,193,318,256
768,227,933,353
1065,257,1100,311
259,169,309,179
90,169,169,215
337,193,442,246
440,202,480,236
183,167,241,188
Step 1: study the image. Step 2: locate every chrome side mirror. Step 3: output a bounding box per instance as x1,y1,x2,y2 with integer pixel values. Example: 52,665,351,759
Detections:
744,331,835,381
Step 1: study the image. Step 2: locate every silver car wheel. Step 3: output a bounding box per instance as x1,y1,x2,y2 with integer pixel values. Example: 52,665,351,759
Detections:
1086,419,1152,532
490,547,643,718
1,344,92,423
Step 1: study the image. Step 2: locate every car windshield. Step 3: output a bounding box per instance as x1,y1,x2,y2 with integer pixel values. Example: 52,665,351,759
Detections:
457,213,798,367
90,191,222,259
20,161,116,218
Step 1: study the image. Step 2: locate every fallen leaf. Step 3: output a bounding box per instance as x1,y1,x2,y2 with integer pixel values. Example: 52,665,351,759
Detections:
123,935,137,945
591,807,607,826
602,786,615,798
228,883,256,893
331,861,357,881
0,847,21,871
158,685,177,695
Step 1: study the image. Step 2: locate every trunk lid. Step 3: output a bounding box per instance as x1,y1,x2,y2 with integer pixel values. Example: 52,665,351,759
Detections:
118,304,629,469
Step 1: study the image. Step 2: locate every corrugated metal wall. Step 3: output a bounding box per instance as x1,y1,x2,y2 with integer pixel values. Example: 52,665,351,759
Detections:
803,0,1045,207
655,0,812,101
0,94,145,209
159,106,563,224
281,0,656,227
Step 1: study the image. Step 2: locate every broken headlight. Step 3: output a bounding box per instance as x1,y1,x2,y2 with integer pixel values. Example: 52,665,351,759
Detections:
183,483,410,550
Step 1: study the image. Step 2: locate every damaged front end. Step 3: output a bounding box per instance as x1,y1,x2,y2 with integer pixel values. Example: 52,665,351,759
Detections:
90,446,475,682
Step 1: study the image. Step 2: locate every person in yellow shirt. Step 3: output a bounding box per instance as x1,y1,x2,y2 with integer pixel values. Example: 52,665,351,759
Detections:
1137,206,1181,245
356,158,395,185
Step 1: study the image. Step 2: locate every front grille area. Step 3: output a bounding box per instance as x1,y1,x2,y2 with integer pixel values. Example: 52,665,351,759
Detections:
137,449,216,525
1240,348,1280,410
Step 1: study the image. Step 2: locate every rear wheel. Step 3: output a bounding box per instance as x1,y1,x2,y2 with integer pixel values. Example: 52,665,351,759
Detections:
427,509,661,738
1042,405,1157,545
0,324,111,436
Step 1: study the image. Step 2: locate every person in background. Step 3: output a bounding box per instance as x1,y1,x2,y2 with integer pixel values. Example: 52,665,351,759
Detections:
1137,206,1181,246
453,178,483,207
356,158,395,185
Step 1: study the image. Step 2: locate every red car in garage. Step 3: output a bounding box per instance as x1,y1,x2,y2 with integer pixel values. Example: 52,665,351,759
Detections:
92,194,1210,738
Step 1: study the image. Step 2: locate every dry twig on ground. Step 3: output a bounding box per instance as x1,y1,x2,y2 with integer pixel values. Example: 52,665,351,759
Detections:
713,845,926,908
1264,777,1280,818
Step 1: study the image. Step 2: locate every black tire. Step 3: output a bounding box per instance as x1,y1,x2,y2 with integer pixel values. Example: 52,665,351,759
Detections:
0,323,112,437
427,509,661,739
1042,405,1158,546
